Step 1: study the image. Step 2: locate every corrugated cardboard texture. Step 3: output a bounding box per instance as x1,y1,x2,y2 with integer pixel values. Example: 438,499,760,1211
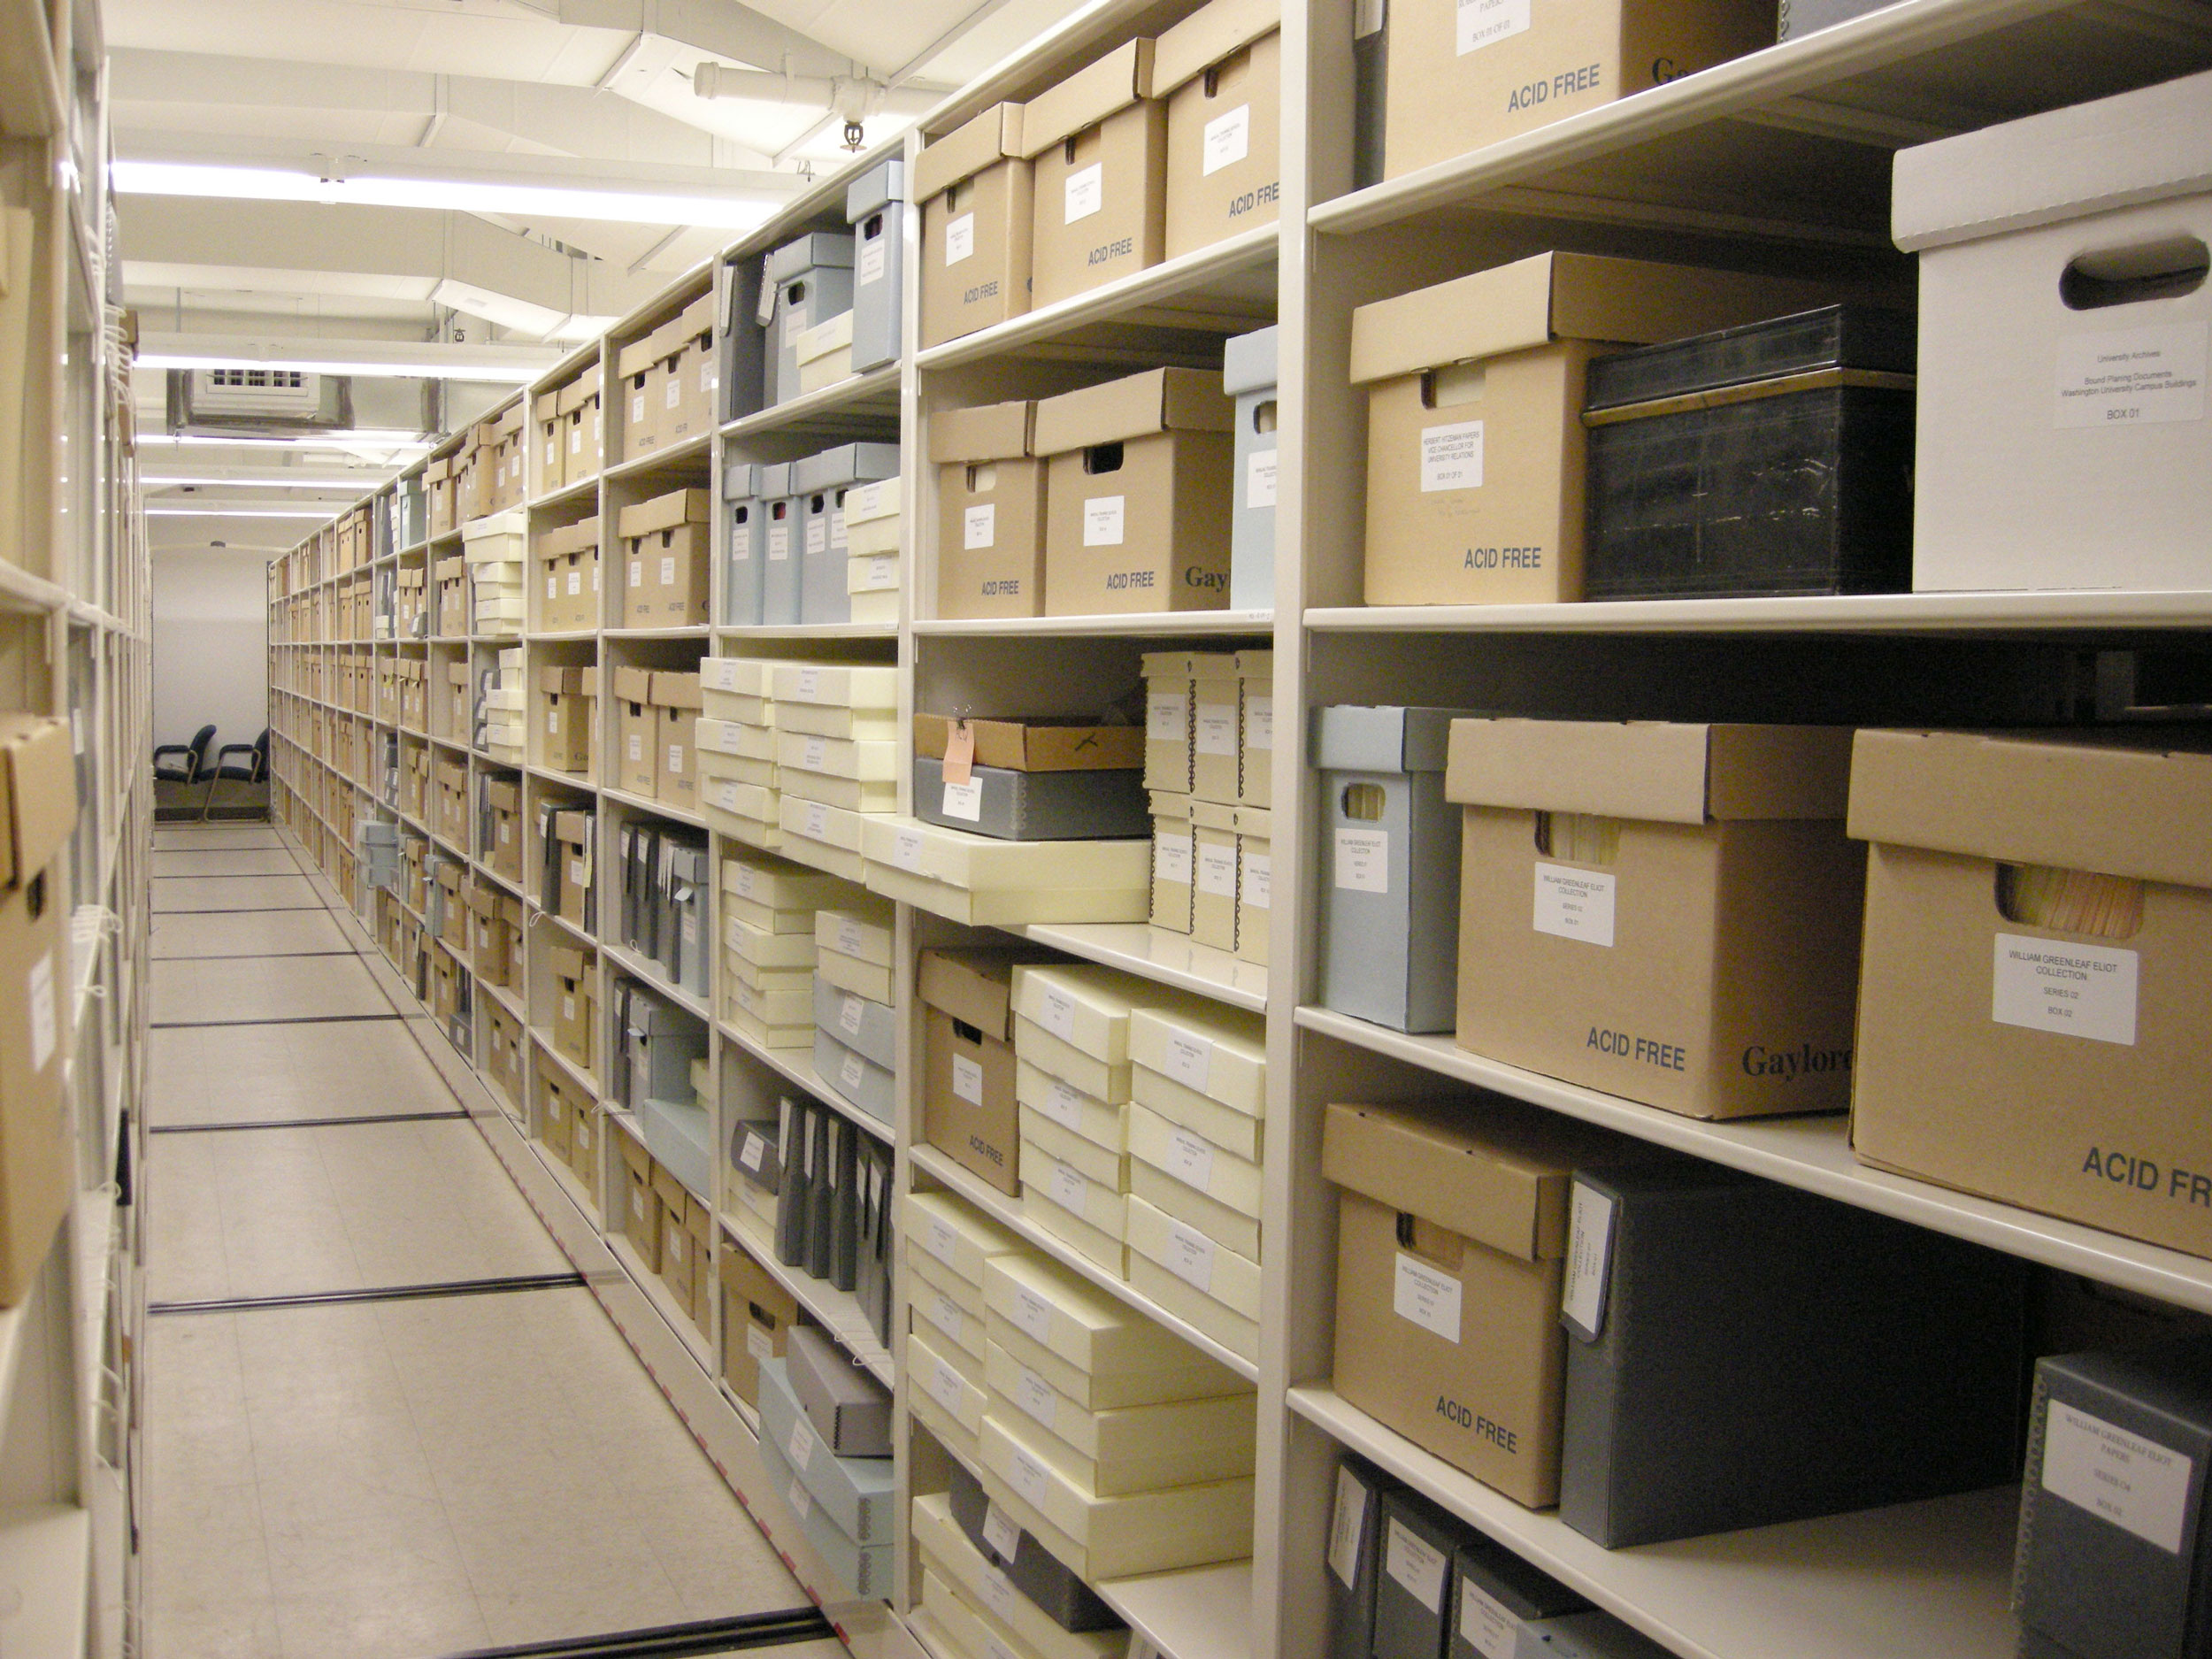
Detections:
1321,1099,1594,1260
929,400,1035,464
915,714,1144,772
0,718,76,887
920,154,1034,347
1445,721,1855,825
1156,0,1280,87
1020,41,1156,157
916,103,1027,202
617,487,710,541
1035,367,1234,453
1164,27,1282,259
1028,98,1168,309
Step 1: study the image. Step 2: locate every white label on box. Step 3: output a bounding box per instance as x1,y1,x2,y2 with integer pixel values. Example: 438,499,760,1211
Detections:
1156,833,1193,885
1010,1284,1054,1342
1247,448,1278,510
665,377,681,410
946,212,976,266
1385,1517,1448,1613
964,503,996,549
1562,1181,1615,1340
1327,1465,1369,1587
1393,1252,1462,1343
1083,495,1125,546
548,572,558,599
1533,863,1616,947
1246,697,1273,751
930,1354,966,1414
572,424,584,455
982,1502,1021,1557
1195,703,1237,755
1164,1032,1213,1092
830,506,848,551
567,571,582,595
1165,1126,1216,1190
26,953,55,1071
1040,1079,1084,1131
1064,163,1103,223
2043,1401,2194,1552
768,525,789,562
747,1324,773,1362
857,235,887,287
1993,933,2138,1046
802,734,828,772
805,516,827,557
802,803,829,839
629,558,644,588
926,1292,964,1345
1459,1581,1521,1659
787,1477,811,1520
1244,854,1271,909
564,995,577,1019
1456,0,1529,52
632,392,645,424
839,993,864,1037
666,744,684,775
1196,842,1238,898
942,779,983,822
841,1051,865,1091
2055,320,2207,428
979,1565,1018,1623
787,1417,817,1471
660,556,675,586
1420,419,1485,492
1164,1218,1216,1291
925,1214,960,1267
797,667,822,699
628,733,643,762
1148,692,1188,741
1047,1159,1088,1211
1010,1445,1053,1507
1039,987,1078,1041
740,1132,767,1171
952,1053,985,1105
858,554,898,589
1334,828,1387,893
1202,104,1251,174
1014,1364,1058,1428
892,828,926,872
735,864,759,898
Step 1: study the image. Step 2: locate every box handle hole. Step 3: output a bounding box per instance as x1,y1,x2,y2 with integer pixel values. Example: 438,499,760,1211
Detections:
968,462,997,491
1253,398,1278,436
1340,781,1386,821
1995,863,2143,939
1394,1211,1416,1248
2060,235,2208,311
953,1018,984,1043
1421,361,1486,411
1085,441,1125,476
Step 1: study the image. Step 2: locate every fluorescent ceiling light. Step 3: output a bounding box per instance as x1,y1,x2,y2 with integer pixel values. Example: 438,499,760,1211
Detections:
145,505,340,518
138,431,431,449
142,476,388,488
551,314,620,343
112,158,781,231
138,350,542,382
430,279,566,340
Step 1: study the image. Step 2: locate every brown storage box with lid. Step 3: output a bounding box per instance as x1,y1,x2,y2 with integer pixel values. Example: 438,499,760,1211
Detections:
618,488,710,629
1021,42,1167,310
932,399,1047,618
1156,0,1281,259
0,718,76,1305
918,104,1033,348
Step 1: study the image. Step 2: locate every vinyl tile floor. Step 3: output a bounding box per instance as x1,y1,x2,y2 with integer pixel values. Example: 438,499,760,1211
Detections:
142,826,819,1659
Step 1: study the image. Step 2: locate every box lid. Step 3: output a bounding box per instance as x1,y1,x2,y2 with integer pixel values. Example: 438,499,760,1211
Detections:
612,664,655,704
617,488,711,540
1033,366,1233,454
1312,705,1482,774
724,461,760,497
1155,0,1279,92
463,509,526,541
930,400,1034,465
1893,67,2212,254
1847,727,2212,888
581,666,601,696
769,230,856,283
550,942,587,979
846,157,906,220
915,713,1144,772
759,461,795,496
787,1322,891,1416
492,400,527,437
1220,325,1279,398
1445,720,1855,825
1348,252,1831,386
0,717,75,886
533,390,560,421
1321,1099,1603,1263
795,309,855,362
918,947,1035,1041
1583,306,1914,413
915,103,1027,202
484,777,519,810
677,289,717,342
652,671,703,711
615,334,661,380
795,442,902,493
556,375,599,416
1020,40,1156,158
554,807,592,843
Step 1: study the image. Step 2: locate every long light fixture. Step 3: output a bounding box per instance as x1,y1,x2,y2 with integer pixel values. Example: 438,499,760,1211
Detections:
113,157,782,231
142,476,390,489
136,347,554,382
139,432,433,449
145,504,342,518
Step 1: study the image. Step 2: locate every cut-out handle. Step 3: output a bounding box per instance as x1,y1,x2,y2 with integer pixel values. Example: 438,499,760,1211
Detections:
2060,234,2208,311
1996,863,2143,939
1084,441,1125,476
1253,398,1278,436
1340,781,1385,821
1422,361,1486,411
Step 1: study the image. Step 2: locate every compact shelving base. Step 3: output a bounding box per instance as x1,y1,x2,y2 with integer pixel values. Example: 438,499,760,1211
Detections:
265,1,2212,1655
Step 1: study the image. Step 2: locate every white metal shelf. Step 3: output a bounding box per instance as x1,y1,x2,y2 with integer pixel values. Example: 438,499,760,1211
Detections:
1289,1386,2016,1659
605,941,712,1024
1295,1004,2212,1315
722,365,902,443
528,474,601,513
1002,922,1266,1013
914,611,1272,639
0,1504,93,1659
718,623,899,641
602,785,709,833
607,1231,715,1374
1308,588,2212,636
721,1207,895,1388
716,1018,894,1147
603,432,713,483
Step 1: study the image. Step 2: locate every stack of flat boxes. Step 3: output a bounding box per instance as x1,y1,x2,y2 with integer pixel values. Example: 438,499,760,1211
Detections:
477,648,525,764
1010,964,1141,1274
905,1190,1030,1465
1122,1003,1265,1364
977,1252,1256,1584
464,511,527,640
774,663,899,878
842,476,901,624
719,849,858,1049
813,898,896,1126
695,657,783,846
757,1335,895,1598
1143,649,1271,964
910,1478,1129,1659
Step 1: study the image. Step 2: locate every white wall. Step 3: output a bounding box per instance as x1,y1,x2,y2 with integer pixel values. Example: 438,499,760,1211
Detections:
152,549,271,757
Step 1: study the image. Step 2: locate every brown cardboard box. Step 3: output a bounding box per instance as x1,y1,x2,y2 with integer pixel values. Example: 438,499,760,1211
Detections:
435,557,469,635
666,294,718,447
918,104,1033,348
552,809,594,928
1325,1097,1630,1507
1036,367,1233,613
1849,730,2212,1261
656,1163,696,1309
1353,252,1830,606
1156,0,1282,259
0,718,76,1305
919,948,1031,1194
720,1239,800,1406
613,666,657,797
618,488,711,628
1022,42,1167,309
557,374,603,481
539,1065,574,1160
428,455,457,536
618,1128,664,1271
1382,0,1770,182
654,671,703,810
483,777,523,880
540,665,594,774
534,518,601,633
617,333,664,463
931,400,1047,618
569,1101,601,1198
685,1197,712,1329
551,942,595,1072
914,713,1144,772
470,884,513,982
534,388,565,495
1448,720,1863,1120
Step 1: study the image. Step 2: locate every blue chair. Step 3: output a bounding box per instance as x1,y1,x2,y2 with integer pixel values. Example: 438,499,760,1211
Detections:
153,724,217,786
200,729,270,819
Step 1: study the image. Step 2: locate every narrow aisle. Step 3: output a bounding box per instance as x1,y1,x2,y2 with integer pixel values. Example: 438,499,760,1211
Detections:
141,824,841,1659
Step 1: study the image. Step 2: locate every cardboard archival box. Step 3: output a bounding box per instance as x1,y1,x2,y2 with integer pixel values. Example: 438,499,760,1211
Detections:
616,330,665,459
0,718,74,1304
667,291,717,445
1848,728,2212,1260
1021,42,1166,310
618,488,710,627
917,103,1033,348
613,665,657,797
932,399,1047,618
653,672,703,809
557,374,602,478
920,948,1037,1194
1380,0,1770,181
915,713,1143,772
1323,1096,1632,1507
1035,367,1233,614
1447,720,1863,1120
795,309,853,396
539,665,593,773
847,157,907,373
550,941,595,1070
1352,252,1832,605
1156,0,1282,259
